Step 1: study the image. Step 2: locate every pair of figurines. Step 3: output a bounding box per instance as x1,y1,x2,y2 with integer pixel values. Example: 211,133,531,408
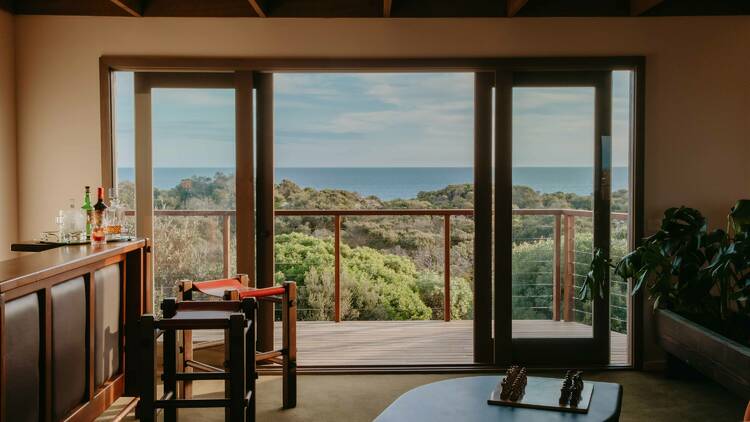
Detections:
559,370,584,406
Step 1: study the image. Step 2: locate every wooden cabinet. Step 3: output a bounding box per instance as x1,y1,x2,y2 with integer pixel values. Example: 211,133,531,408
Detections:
0,240,149,422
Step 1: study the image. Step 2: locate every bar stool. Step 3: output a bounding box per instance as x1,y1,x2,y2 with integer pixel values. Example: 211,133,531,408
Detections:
138,297,257,422
178,275,297,409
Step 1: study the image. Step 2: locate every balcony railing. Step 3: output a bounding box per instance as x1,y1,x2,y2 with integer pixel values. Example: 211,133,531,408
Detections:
130,208,628,324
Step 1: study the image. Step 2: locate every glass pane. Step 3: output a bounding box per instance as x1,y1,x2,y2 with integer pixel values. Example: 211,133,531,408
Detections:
610,71,633,365
151,88,236,309
511,86,595,339
273,73,474,365
113,71,136,236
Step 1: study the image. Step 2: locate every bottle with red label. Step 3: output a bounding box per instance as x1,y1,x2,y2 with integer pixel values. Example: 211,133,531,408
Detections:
91,187,108,245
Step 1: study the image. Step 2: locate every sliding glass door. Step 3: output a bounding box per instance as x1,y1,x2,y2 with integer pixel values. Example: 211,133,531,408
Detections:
111,63,636,368
495,71,613,366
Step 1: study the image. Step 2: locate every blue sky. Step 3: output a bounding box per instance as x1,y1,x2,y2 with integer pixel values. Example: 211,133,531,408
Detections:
114,71,631,168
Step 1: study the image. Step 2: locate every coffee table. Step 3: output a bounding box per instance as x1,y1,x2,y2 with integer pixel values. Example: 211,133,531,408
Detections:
374,376,622,422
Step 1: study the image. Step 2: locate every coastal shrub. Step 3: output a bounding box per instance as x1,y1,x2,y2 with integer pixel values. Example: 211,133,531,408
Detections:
415,272,473,320
121,175,631,330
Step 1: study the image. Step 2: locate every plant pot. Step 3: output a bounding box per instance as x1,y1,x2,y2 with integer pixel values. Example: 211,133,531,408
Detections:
656,308,750,399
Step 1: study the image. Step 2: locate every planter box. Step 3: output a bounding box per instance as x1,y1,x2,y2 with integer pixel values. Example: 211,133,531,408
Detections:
656,309,750,399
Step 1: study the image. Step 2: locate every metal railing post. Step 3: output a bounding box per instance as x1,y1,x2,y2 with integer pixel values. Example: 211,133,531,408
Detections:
334,215,341,323
444,214,451,322
552,213,562,321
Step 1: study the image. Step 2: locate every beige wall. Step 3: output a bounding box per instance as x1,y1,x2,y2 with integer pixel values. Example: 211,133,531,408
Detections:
12,16,750,366
0,10,17,261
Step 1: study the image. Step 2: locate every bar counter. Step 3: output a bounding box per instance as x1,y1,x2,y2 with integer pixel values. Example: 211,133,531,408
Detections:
0,240,150,422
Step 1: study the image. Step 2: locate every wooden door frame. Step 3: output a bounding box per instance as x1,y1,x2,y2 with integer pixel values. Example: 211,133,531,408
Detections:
100,56,645,371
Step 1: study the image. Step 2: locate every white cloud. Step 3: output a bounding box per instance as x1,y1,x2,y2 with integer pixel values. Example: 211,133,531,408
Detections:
153,89,234,107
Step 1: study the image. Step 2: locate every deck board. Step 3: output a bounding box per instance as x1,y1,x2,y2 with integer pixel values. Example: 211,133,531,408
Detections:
266,320,628,366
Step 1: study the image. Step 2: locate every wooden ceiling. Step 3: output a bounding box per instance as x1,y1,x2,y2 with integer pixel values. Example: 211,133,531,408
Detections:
2,0,749,18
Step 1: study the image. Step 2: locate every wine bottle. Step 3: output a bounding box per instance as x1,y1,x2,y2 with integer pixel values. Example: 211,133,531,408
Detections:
91,187,108,245
81,186,93,238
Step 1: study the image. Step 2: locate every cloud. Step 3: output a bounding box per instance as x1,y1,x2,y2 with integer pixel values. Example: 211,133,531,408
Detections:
153,89,234,108
113,71,634,169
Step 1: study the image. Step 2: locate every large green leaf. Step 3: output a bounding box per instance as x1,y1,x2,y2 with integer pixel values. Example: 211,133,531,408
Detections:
729,199,750,235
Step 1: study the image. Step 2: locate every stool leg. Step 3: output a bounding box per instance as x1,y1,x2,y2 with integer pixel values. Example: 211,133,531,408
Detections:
163,328,177,422
246,302,257,422
283,282,297,408
179,284,194,400
138,315,156,422
229,314,247,422
181,329,194,399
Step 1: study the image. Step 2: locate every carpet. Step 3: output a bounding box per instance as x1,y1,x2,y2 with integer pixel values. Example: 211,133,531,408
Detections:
97,370,746,421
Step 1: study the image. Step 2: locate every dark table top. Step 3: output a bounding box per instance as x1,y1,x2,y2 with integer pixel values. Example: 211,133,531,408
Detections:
375,376,622,422
11,237,138,253
1,240,146,293
10,240,64,252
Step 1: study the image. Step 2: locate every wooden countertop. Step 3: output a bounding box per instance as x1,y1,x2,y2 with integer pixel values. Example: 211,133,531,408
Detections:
0,239,147,293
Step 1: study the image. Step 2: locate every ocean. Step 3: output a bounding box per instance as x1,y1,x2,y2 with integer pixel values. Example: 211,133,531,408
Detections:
117,167,628,200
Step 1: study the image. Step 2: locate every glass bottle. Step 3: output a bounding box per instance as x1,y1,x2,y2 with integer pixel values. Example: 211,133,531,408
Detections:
82,186,93,238
91,187,108,245
106,187,124,241
63,198,86,242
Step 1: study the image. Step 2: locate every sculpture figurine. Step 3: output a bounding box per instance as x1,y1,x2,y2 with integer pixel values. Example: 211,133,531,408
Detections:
499,365,527,402
508,367,527,401
559,370,574,405
559,370,584,407
569,371,584,406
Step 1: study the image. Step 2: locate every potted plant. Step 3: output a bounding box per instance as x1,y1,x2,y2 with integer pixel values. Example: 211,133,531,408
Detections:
584,201,750,398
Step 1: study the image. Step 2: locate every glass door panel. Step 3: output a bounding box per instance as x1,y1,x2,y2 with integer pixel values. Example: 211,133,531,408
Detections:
609,70,634,366
511,86,595,339
150,87,236,307
497,71,612,366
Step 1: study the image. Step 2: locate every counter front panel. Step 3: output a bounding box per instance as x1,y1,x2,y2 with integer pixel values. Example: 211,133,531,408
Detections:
0,240,148,422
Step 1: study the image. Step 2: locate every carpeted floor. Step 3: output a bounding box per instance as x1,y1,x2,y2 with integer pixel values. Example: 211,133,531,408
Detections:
98,370,747,421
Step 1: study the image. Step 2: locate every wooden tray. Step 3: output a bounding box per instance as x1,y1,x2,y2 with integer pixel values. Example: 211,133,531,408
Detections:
488,376,593,413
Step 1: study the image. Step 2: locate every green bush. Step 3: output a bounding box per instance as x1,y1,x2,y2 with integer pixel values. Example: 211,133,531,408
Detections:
124,175,632,331
415,272,473,320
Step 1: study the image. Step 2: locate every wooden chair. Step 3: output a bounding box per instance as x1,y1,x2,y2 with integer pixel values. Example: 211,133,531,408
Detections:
178,275,297,409
139,297,257,422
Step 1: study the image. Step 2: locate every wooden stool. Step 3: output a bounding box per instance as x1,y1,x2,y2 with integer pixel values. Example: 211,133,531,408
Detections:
138,298,257,422
178,275,297,409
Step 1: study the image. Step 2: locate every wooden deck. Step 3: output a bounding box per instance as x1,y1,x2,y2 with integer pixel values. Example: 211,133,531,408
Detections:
267,320,628,366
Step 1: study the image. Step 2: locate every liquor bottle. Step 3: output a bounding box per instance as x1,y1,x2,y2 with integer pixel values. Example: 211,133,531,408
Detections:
81,186,93,238
91,187,108,245
105,187,124,241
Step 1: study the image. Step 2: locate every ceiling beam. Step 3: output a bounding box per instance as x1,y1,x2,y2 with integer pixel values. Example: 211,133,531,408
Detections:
110,0,143,17
248,0,267,17
507,0,529,17
384,0,392,17
630,0,664,16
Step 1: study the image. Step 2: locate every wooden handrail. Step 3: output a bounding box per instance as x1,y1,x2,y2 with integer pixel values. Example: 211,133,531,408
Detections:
126,208,627,219
126,208,628,322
